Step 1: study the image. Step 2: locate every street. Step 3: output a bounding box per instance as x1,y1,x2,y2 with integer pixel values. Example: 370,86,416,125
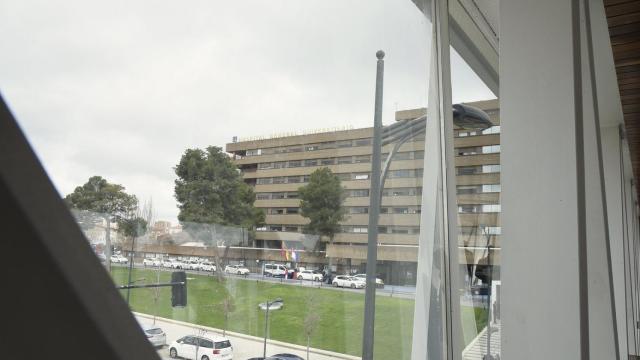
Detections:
135,313,359,360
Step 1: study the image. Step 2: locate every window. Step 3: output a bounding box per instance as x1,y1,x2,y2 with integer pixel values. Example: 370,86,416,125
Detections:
256,193,270,200
482,184,501,193
246,149,262,156
304,159,318,167
269,225,283,231
273,161,286,169
285,208,299,214
272,192,286,199
257,178,272,185
302,175,311,182
482,164,501,173
287,146,302,153
482,125,501,135
337,140,352,148
272,177,285,184
284,226,299,232
389,169,412,178
355,155,371,163
287,176,301,183
337,156,352,164
271,208,285,215
414,151,425,159
258,163,273,170
199,339,214,348
305,144,320,151
286,192,298,199
288,160,302,168
393,152,411,160
350,189,369,197
353,173,369,180
350,207,369,214
321,158,335,165
337,173,351,181
354,138,371,146
393,207,409,214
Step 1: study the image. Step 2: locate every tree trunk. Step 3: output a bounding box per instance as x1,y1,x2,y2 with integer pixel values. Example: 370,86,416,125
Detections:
326,235,334,281
307,336,310,360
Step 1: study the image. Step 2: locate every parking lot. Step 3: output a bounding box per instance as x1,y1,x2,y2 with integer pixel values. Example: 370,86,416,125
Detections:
136,313,359,360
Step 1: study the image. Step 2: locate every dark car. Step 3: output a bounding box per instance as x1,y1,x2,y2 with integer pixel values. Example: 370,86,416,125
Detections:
268,354,304,360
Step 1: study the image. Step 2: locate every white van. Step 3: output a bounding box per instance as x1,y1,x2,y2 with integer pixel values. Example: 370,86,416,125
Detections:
263,263,287,277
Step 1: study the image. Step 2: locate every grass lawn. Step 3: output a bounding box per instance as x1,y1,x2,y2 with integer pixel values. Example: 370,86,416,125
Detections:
113,268,485,359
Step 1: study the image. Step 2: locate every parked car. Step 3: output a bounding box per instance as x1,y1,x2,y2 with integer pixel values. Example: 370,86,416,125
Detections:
200,261,216,272
268,354,304,360
263,263,287,277
169,335,233,360
163,259,183,269
185,260,201,270
111,255,128,264
142,258,156,266
332,275,365,289
152,258,162,267
225,264,250,275
352,274,385,288
297,269,322,281
138,321,166,347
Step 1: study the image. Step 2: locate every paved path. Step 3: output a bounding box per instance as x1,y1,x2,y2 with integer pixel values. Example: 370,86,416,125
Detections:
135,313,360,360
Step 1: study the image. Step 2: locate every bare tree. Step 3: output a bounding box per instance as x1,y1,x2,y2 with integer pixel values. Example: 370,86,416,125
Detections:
142,197,155,235
303,294,321,360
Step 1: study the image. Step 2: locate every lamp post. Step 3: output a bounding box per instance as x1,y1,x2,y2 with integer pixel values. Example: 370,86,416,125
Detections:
360,50,493,357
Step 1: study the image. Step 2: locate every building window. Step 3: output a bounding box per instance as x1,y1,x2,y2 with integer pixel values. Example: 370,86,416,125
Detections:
258,163,273,170
287,176,301,183
285,208,299,214
393,207,410,214
353,173,369,180
350,189,369,197
393,152,411,161
246,149,262,156
337,173,351,181
284,226,299,232
273,161,286,169
482,184,501,193
350,207,369,214
269,225,284,231
304,159,319,167
272,177,285,184
257,178,272,185
305,144,320,151
286,192,299,199
302,175,311,182
354,138,371,146
256,193,270,200
414,151,425,159
288,160,302,168
337,156,352,164
271,192,286,199
355,155,371,163
337,140,352,148
321,158,335,165
287,146,302,153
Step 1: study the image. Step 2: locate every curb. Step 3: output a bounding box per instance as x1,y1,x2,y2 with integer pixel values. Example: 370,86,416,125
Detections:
134,312,361,360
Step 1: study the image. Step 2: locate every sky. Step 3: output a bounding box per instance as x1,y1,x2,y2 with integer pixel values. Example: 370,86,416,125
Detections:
0,0,494,223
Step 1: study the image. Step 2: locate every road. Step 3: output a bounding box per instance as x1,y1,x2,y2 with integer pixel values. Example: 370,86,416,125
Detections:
135,313,359,360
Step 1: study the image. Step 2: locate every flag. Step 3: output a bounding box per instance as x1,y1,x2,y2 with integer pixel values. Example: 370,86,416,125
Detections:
285,249,290,261
280,241,286,259
291,249,297,262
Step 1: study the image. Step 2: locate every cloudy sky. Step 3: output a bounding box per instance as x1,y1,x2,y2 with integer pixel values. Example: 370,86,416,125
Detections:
0,0,494,223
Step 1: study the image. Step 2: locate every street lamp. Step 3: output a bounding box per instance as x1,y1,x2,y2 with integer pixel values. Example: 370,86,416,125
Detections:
259,298,283,358
361,50,494,360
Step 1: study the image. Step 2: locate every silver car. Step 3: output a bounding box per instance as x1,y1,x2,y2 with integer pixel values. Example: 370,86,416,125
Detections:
139,322,166,347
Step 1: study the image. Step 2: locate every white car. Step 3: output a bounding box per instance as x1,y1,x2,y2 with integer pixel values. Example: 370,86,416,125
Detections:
353,274,385,288
200,261,216,272
224,265,250,275
111,255,128,264
152,258,162,267
169,335,233,360
184,260,201,270
263,263,287,277
163,259,183,269
332,275,365,289
138,321,166,347
297,269,323,281
142,258,156,266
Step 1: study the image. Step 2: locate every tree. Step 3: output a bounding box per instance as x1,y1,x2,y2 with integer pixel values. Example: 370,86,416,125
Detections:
174,146,265,274
65,176,139,270
298,168,346,278
303,294,321,360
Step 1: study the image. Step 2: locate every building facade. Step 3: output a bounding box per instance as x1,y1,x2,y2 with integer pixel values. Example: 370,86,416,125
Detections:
225,99,500,285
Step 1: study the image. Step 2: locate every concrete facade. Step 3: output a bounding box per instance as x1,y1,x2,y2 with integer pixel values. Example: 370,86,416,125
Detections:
225,99,500,285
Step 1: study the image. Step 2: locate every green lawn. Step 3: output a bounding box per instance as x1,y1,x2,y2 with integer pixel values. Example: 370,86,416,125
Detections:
113,268,485,359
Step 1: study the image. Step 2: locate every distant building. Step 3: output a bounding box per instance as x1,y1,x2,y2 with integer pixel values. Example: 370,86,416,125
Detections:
225,99,501,285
